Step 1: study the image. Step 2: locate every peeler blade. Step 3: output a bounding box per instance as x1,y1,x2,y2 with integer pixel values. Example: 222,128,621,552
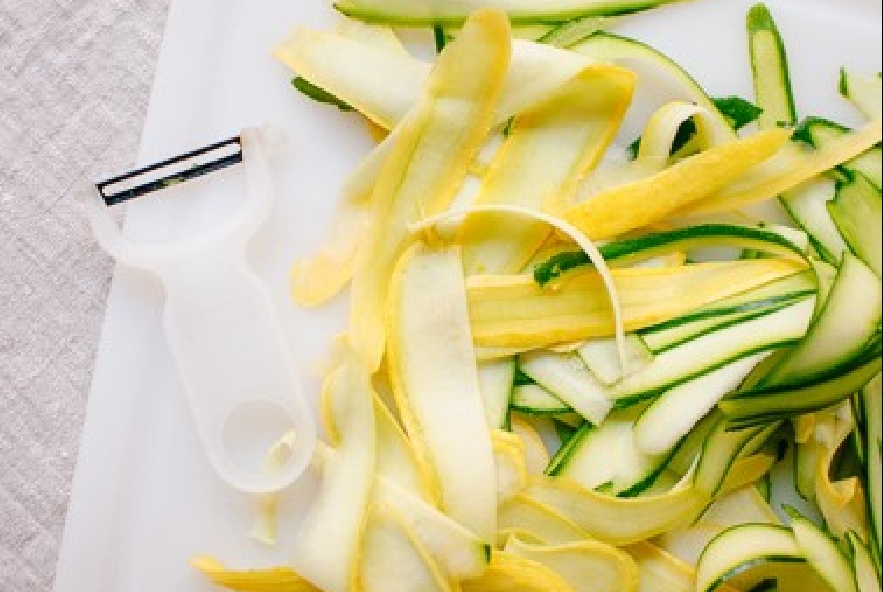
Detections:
96,136,243,206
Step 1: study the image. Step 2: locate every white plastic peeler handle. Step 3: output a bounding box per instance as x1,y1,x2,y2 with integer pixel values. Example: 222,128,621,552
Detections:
80,127,316,494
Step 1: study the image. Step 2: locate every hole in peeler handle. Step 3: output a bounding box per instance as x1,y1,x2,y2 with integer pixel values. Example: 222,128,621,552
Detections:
220,399,314,494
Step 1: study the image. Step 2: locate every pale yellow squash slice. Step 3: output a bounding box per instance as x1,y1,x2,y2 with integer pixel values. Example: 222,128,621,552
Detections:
460,551,576,592
498,492,594,547
467,259,805,348
372,392,435,501
290,346,375,592
504,533,640,592
812,403,868,541
360,505,457,592
458,65,635,275
718,454,776,496
686,118,883,216
562,128,790,240
509,416,551,475
350,9,511,370
492,429,529,505
525,475,709,546
315,444,490,579
387,243,497,541
191,557,318,592
577,101,733,201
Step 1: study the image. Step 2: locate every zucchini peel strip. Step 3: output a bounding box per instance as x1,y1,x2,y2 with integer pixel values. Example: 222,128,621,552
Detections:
333,0,690,27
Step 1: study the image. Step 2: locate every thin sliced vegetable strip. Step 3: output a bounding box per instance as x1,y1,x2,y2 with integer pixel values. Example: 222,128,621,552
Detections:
191,557,319,592
371,393,433,500
275,29,596,130
290,346,375,592
467,259,805,348
533,223,807,286
459,65,634,276
806,404,868,541
460,551,575,592
562,128,790,239
574,102,733,205
350,9,511,370
333,0,690,27
526,476,709,546
686,118,883,216
283,35,598,306
315,444,490,579
360,505,454,592
291,131,397,307
503,533,640,592
387,243,497,540
569,31,737,138
274,28,428,129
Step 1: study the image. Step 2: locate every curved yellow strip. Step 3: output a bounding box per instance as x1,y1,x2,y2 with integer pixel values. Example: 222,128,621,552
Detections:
191,557,319,592
563,128,790,240
718,454,776,496
290,344,376,592
525,476,709,546
813,403,868,540
461,551,576,592
458,65,635,275
291,198,374,307
467,259,805,348
492,429,529,505
350,9,511,370
372,391,435,501
504,534,640,592
320,346,428,503
686,118,883,216
387,243,498,541
509,416,551,475
793,413,816,444
625,543,703,592
273,27,428,128
498,492,594,547
577,102,732,201
360,505,455,592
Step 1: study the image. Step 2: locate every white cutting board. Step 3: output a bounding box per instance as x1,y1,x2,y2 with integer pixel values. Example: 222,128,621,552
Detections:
54,1,880,591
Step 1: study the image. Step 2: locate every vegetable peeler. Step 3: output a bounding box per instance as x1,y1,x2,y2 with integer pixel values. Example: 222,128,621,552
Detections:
80,126,316,494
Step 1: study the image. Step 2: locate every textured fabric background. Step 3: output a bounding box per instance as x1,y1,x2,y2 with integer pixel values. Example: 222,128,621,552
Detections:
0,2,169,590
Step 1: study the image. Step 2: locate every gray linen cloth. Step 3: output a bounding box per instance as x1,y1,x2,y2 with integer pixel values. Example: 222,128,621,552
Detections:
0,2,168,590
